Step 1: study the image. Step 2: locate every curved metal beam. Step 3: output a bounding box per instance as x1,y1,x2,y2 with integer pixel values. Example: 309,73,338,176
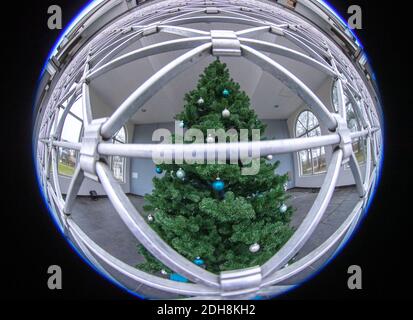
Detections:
95,161,220,288
100,42,212,139
241,44,338,131
261,149,343,277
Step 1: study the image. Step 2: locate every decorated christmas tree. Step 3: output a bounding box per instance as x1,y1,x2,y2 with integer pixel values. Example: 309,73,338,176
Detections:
137,60,293,276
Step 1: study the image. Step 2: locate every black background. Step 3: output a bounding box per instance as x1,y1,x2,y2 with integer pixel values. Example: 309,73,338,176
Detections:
4,0,412,302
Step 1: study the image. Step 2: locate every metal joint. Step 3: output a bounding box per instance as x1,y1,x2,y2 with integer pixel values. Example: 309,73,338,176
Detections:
220,266,262,297
211,30,241,57
143,24,158,36
288,24,298,31
332,114,353,161
79,118,108,181
205,7,219,14
270,25,284,36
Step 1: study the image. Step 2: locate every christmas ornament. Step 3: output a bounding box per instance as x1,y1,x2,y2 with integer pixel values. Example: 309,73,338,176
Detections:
222,108,230,118
170,273,189,283
155,166,163,174
193,257,205,266
176,168,186,180
179,120,185,128
160,269,168,275
206,134,214,143
147,214,154,222
197,97,204,105
249,243,260,253
212,178,225,192
222,88,230,97
279,203,288,213
266,154,273,161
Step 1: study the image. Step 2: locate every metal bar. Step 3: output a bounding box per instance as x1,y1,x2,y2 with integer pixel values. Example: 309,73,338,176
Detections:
239,38,336,77
284,29,330,61
158,15,265,28
100,43,212,139
261,149,343,277
82,55,93,126
91,30,144,70
241,44,338,131
364,134,372,189
283,32,328,66
63,164,85,215
95,161,220,288
98,134,341,159
87,37,211,82
158,25,210,37
67,218,220,296
335,79,347,121
348,153,365,198
51,147,65,209
53,93,78,140
262,199,363,286
236,26,271,37
52,140,82,151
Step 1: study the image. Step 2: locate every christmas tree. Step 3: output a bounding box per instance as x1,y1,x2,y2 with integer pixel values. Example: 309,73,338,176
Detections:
137,60,293,275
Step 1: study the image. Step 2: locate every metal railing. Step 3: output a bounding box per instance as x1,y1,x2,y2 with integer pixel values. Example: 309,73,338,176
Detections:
35,0,382,299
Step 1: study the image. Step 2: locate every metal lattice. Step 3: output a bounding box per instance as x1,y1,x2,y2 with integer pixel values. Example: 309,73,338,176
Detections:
34,0,383,299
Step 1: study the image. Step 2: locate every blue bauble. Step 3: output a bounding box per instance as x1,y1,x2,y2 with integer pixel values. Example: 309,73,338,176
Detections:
212,179,225,192
222,89,230,97
169,273,189,283
194,257,205,266
155,166,163,174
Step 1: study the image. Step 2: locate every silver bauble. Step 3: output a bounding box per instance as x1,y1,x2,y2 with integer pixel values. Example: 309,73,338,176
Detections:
249,243,260,253
206,134,214,143
176,168,186,180
222,108,230,118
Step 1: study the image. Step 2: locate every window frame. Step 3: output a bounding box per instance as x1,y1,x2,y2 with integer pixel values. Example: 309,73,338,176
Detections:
295,110,327,176
56,98,84,177
109,126,127,184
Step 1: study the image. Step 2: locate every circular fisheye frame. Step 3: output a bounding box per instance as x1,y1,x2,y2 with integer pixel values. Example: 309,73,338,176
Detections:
33,0,383,300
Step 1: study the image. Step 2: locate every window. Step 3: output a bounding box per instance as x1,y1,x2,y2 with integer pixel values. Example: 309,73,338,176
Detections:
110,127,127,183
346,102,366,165
57,97,83,177
332,80,340,113
295,110,327,176
332,80,366,164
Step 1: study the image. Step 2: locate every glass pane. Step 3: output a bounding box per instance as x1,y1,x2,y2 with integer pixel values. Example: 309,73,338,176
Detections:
299,149,312,176
307,112,318,131
298,111,309,130
70,98,83,119
332,81,338,112
58,147,76,177
114,127,126,143
353,138,366,164
295,120,306,137
61,114,82,143
312,147,327,174
111,156,125,183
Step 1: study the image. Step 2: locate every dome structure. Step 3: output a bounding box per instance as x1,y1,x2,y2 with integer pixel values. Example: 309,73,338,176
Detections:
33,0,383,299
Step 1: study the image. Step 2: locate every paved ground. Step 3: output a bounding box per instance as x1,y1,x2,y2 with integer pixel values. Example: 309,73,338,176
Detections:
70,186,359,299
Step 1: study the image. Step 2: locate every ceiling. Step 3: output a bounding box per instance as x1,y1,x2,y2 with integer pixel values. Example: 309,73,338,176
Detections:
90,22,329,124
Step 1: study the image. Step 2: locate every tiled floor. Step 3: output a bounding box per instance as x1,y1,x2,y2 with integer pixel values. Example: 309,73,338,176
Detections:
70,186,360,298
